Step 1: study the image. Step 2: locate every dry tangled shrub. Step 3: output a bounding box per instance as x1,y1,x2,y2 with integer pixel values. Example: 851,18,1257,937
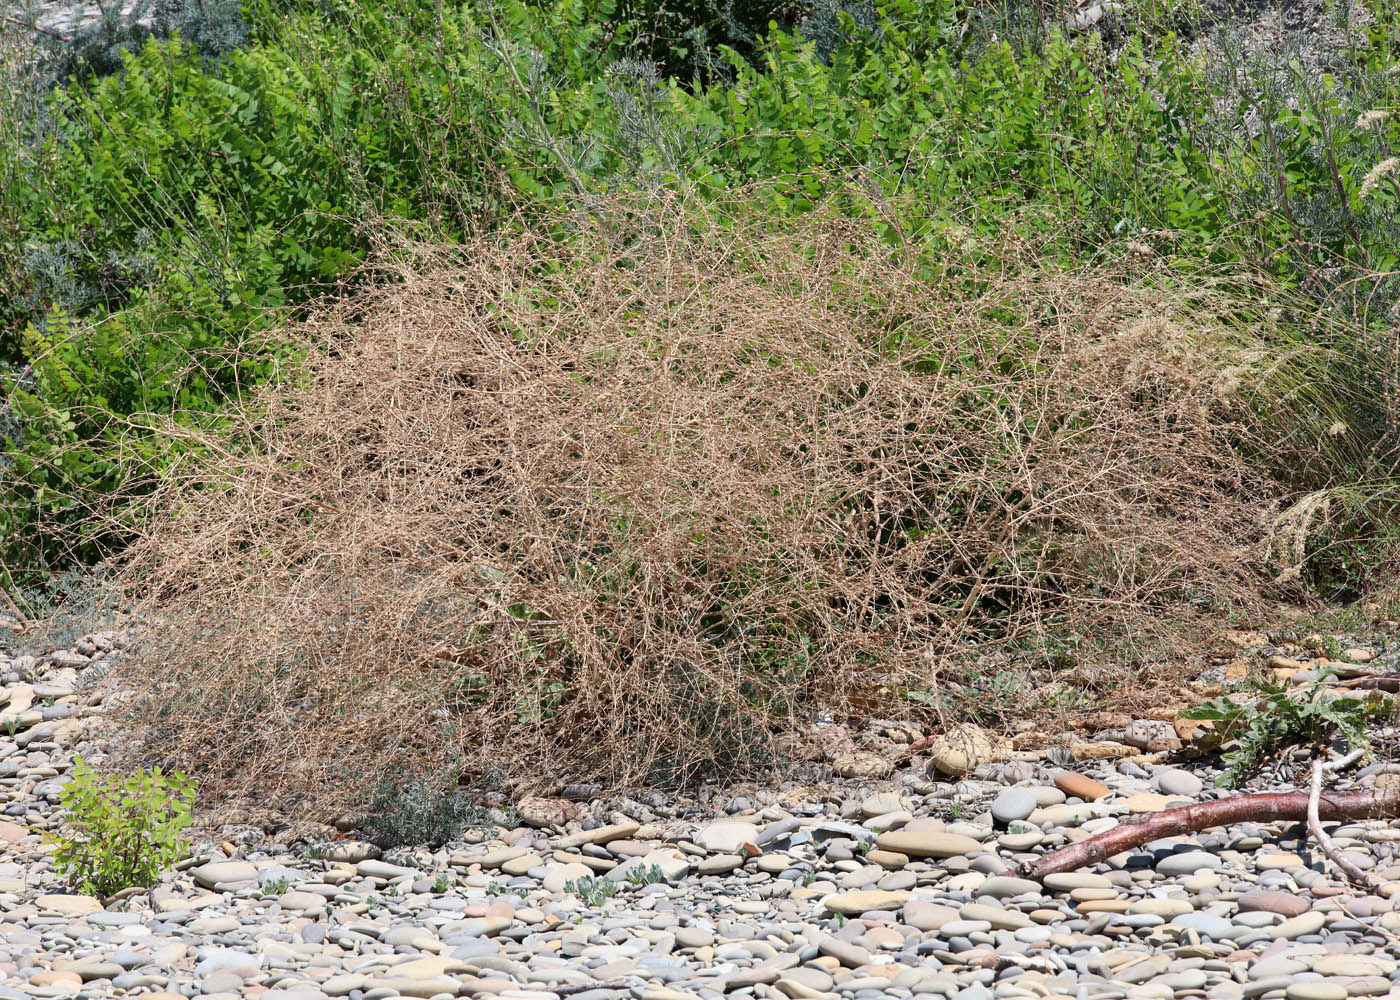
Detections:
107,205,1359,812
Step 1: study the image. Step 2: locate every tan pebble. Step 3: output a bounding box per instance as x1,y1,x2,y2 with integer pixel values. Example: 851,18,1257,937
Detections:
1077,898,1130,913
866,850,907,870
1069,887,1118,901
30,971,83,987
1053,771,1111,800
1119,793,1172,813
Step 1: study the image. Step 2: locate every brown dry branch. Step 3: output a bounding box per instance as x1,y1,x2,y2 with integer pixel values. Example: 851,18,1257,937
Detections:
100,203,1366,814
1020,783,1400,880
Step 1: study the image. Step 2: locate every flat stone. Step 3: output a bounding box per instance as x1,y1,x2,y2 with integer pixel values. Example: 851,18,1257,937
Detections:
1311,955,1394,977
1285,984,1347,1000
903,900,958,931
1119,793,1173,813
817,936,870,968
555,822,640,849
696,821,760,853
696,853,744,875
990,788,1037,825
357,858,418,879
875,830,982,858
191,861,259,889
960,901,1030,929
35,894,102,915
1043,872,1112,891
1271,911,1326,939
1237,888,1309,917
824,889,911,915
980,876,1040,898
1155,768,1204,798
1156,851,1223,876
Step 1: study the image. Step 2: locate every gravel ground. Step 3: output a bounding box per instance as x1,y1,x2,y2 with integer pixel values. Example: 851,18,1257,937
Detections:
0,626,1399,1000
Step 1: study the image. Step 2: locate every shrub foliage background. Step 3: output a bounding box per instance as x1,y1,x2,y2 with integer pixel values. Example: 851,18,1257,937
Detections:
2,0,1400,801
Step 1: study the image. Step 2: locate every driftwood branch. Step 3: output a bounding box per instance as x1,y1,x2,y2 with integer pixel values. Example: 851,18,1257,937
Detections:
1308,760,1381,891
1020,783,1400,880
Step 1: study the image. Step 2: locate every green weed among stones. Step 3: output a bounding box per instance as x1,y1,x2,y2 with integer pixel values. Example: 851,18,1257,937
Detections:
1183,667,1387,788
47,757,195,898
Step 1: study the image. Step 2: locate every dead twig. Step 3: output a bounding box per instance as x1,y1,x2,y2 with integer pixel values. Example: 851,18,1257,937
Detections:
1308,758,1381,891
0,13,72,40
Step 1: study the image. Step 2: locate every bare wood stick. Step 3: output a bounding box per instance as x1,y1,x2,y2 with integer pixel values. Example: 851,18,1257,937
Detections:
1,13,72,40
1322,747,1366,774
1308,759,1381,891
1019,784,1400,881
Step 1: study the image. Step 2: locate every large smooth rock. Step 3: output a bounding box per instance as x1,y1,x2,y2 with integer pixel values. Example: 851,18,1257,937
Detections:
875,830,983,858
555,823,640,849
925,724,998,777
190,861,258,890
695,821,760,853
823,890,911,915
35,894,102,916
516,796,579,828
833,752,892,780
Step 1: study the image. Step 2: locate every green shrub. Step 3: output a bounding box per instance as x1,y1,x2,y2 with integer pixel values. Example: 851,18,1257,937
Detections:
1,0,628,581
365,770,501,848
1183,666,1388,788
47,756,195,897
4,0,1400,602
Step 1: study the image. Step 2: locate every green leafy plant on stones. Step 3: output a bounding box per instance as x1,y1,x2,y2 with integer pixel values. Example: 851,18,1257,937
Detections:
46,756,195,898
1182,666,1387,789
432,874,452,893
626,863,666,887
564,874,619,906
365,769,498,848
264,876,289,895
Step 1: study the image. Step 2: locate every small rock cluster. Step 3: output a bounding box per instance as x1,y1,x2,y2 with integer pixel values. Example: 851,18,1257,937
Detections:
1,629,1400,1000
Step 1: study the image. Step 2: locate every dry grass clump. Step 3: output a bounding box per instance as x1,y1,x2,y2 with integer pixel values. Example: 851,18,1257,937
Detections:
109,207,1350,811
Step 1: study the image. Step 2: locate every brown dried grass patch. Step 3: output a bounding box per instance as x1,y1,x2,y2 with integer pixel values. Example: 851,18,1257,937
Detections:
108,206,1338,812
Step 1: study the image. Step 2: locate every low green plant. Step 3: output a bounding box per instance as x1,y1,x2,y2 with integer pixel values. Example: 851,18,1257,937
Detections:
626,863,666,886
264,876,290,895
1182,666,1387,788
432,874,452,893
564,874,619,906
365,769,496,848
46,756,195,897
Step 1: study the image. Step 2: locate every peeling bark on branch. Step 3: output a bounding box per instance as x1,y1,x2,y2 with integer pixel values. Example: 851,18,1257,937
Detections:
1019,785,1400,881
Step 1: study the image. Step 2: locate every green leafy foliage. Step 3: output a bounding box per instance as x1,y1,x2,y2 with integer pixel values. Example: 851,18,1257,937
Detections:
563,874,619,905
3,0,1400,608
625,863,666,886
46,756,195,898
365,765,504,848
1182,667,1387,789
